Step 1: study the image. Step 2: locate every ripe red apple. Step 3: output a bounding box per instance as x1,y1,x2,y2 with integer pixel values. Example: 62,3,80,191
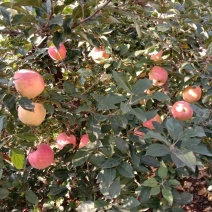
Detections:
28,143,54,169
48,43,67,61
150,50,163,62
88,47,110,64
182,86,202,103
143,114,162,130
171,101,193,121
13,69,45,99
79,134,90,148
18,102,46,126
56,132,76,149
149,66,168,86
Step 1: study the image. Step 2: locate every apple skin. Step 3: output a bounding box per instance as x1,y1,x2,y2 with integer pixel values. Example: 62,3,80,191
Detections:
171,101,193,121
56,132,76,149
143,114,162,130
182,86,202,103
134,128,145,138
13,69,45,99
28,143,54,169
48,43,67,61
150,50,163,61
88,47,110,64
79,134,90,148
149,66,168,86
18,103,46,126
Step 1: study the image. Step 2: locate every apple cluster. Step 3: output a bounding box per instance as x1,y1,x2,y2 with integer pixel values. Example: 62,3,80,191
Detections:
13,69,46,126
135,50,203,138
13,43,91,170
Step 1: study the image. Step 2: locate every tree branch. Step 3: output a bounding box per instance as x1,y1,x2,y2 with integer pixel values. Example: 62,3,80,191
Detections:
0,29,23,36
71,0,112,29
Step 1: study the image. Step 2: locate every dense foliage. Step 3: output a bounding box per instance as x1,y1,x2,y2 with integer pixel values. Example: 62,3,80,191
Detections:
0,0,211,211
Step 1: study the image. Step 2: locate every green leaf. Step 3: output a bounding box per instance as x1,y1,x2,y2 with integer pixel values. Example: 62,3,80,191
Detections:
172,190,193,205
150,185,161,196
180,138,201,148
87,114,101,141
112,70,132,93
53,32,65,49
72,150,89,167
157,23,171,32
122,196,140,210
150,92,170,101
25,190,38,204
0,188,10,199
0,116,7,133
120,44,130,55
171,148,196,172
50,14,63,26
114,137,129,154
146,144,170,157
162,187,173,205
132,78,152,95
166,118,183,140
94,200,109,209
48,185,67,196
113,115,128,129
141,155,160,167
145,131,170,145
143,178,158,187
3,94,16,110
78,68,93,77
11,148,25,169
186,144,212,156
120,102,131,114
19,97,34,111
88,153,106,167
63,81,76,94
14,0,42,8
109,177,121,198
118,161,134,178
168,179,181,186
178,128,196,141
92,93,126,111
97,168,116,186
158,161,168,179
139,186,151,203
207,42,212,55
17,133,37,141
101,156,122,169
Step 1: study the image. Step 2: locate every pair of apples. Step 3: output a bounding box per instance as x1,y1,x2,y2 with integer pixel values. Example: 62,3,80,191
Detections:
28,133,90,170
148,50,202,122
48,43,110,64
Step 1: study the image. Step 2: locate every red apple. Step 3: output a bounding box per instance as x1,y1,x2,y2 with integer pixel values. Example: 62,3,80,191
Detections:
79,134,90,148
143,114,162,130
149,66,168,86
56,132,76,149
28,143,54,169
13,69,45,99
150,50,163,61
88,47,110,64
171,101,193,121
134,128,145,138
18,102,46,126
48,43,67,61
182,86,202,103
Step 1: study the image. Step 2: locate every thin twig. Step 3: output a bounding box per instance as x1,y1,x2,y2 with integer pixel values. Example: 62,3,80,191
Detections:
71,0,112,29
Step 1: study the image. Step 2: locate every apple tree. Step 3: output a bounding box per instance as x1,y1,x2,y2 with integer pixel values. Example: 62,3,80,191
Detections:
0,0,211,211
